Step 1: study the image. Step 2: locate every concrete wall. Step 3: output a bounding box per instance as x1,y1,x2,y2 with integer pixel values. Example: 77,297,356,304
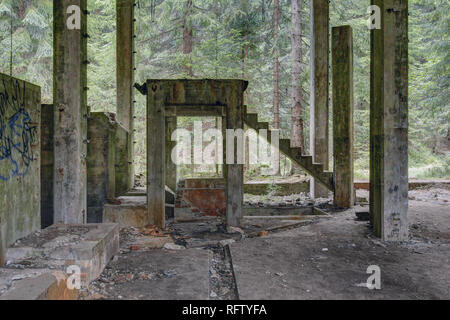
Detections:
176,179,226,217
0,74,41,265
41,104,54,229
87,113,117,223
114,124,129,197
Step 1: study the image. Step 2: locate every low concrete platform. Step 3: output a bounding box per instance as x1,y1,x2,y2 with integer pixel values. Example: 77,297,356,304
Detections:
104,191,175,227
104,197,148,228
5,224,119,287
0,268,78,300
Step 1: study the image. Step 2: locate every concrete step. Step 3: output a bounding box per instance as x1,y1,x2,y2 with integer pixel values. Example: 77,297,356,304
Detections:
244,112,334,191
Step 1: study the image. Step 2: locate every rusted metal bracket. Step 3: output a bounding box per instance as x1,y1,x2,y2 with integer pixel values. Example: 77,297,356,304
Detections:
134,82,147,95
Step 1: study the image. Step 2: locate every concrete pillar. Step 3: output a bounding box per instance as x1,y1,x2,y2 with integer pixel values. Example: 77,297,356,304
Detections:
116,0,135,189
309,0,330,199
87,113,117,223
225,82,245,228
165,117,177,192
332,26,354,209
147,81,166,229
41,104,54,229
370,0,409,241
53,0,88,224
222,117,227,179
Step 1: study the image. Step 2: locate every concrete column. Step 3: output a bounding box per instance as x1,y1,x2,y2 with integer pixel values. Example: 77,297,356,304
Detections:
370,0,408,241
309,0,330,199
332,26,354,209
147,81,166,229
222,116,227,179
225,82,245,228
41,104,54,229
165,117,177,192
87,113,117,223
53,0,88,224
116,0,135,189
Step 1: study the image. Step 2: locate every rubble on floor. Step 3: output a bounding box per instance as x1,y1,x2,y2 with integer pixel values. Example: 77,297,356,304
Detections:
2,224,119,287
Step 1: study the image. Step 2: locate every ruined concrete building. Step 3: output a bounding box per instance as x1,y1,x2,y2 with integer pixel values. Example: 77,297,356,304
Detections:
2,0,445,303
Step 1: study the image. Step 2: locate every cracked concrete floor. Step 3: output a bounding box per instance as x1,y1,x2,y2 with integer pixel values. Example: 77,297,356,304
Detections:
82,188,449,300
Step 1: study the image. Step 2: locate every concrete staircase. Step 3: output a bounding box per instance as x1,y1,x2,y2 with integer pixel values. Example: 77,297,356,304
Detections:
244,106,334,191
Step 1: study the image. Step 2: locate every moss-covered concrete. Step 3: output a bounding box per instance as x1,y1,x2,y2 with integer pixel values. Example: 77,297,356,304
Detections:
309,0,330,199
40,104,54,229
116,0,136,190
114,123,130,197
0,73,41,265
53,0,88,224
87,113,118,223
370,0,409,241
332,26,354,208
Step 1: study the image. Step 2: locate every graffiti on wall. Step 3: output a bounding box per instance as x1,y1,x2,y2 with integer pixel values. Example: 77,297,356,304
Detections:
0,78,37,181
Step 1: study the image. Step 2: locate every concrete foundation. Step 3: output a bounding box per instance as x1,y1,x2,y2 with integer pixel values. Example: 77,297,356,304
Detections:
104,197,148,228
104,190,175,228
4,223,119,287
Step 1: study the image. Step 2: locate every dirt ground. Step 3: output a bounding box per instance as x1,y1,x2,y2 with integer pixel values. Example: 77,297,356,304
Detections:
231,199,449,299
82,186,449,300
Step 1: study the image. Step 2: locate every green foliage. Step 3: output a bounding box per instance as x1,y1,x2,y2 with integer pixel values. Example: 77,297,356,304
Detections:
1,0,448,179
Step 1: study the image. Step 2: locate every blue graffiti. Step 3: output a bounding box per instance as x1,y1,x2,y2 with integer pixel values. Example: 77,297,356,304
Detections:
0,78,37,181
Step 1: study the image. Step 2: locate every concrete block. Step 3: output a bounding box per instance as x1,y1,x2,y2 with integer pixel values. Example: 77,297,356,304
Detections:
0,268,78,300
5,224,119,287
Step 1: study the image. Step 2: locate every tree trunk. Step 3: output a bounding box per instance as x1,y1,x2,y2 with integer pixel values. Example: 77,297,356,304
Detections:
273,0,280,130
290,0,304,154
242,0,250,105
272,0,280,175
183,0,193,77
242,0,250,172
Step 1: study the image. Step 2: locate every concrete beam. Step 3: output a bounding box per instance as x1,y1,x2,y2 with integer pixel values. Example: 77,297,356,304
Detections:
142,80,247,228
165,104,226,117
309,0,330,199
116,0,135,189
332,26,354,208
147,81,166,228
370,0,409,241
53,0,88,224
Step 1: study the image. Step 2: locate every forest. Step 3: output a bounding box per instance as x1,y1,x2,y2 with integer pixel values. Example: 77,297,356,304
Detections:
0,0,448,180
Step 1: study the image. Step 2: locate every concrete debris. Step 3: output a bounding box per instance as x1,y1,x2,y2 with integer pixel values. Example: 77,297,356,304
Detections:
219,239,236,247
163,243,185,251
258,231,269,237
